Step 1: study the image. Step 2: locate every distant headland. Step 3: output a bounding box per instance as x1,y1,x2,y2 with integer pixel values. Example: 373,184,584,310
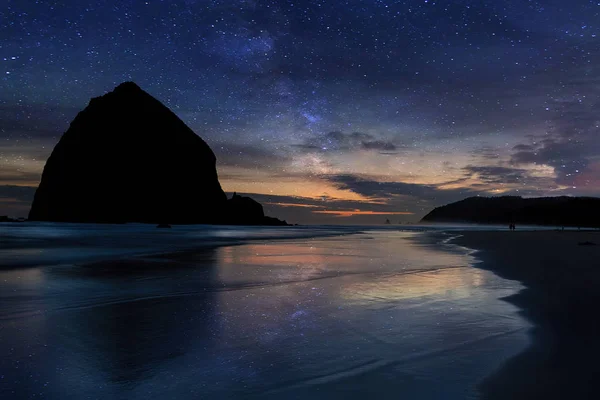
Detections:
28,82,287,226
421,196,600,228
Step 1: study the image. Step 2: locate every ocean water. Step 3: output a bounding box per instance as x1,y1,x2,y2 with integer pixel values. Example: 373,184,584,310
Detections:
0,224,530,399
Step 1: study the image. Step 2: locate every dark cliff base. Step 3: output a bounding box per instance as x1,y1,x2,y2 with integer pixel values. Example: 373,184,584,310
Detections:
422,196,600,228
453,231,600,399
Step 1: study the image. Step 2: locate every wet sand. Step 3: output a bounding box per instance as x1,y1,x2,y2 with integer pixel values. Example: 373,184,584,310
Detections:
0,227,529,399
454,230,600,399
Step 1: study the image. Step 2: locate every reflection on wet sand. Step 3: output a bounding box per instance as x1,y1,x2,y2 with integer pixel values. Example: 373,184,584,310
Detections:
0,231,528,399
0,267,47,320
215,232,477,286
342,267,487,303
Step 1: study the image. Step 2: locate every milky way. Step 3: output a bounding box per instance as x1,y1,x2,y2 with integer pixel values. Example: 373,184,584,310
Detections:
1,0,600,223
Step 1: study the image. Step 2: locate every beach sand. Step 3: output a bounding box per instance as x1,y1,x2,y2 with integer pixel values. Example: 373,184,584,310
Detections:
454,230,600,399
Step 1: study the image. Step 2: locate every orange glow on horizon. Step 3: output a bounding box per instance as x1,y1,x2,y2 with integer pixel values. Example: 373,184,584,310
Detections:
265,202,326,208
313,210,413,217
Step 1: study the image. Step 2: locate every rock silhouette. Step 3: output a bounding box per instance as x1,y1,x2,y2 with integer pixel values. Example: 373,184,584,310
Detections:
226,193,286,226
29,82,287,226
421,196,600,228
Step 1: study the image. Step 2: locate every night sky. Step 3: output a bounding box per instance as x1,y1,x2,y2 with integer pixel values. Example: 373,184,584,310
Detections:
2,0,600,224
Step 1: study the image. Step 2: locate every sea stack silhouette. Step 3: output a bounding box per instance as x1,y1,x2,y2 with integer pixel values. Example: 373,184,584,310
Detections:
29,82,287,226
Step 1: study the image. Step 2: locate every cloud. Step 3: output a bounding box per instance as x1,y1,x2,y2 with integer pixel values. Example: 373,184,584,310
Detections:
326,174,475,204
0,185,37,202
264,202,326,209
470,146,502,160
360,140,397,151
0,185,36,217
513,144,535,152
509,97,600,187
312,210,412,217
238,192,394,212
0,167,43,185
232,191,417,224
463,165,532,185
294,131,397,154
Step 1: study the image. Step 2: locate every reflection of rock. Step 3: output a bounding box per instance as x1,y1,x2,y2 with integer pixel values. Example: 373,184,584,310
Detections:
53,250,220,386
28,82,288,226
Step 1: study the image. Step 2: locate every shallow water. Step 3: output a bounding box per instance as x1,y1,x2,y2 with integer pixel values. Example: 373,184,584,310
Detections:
0,225,529,399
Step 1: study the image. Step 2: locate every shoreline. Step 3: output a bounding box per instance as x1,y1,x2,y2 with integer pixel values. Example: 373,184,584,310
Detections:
0,224,362,269
453,230,600,399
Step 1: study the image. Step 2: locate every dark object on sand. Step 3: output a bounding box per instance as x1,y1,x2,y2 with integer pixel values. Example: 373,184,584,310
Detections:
157,224,172,229
1,216,26,223
578,241,596,246
28,82,287,226
421,195,600,228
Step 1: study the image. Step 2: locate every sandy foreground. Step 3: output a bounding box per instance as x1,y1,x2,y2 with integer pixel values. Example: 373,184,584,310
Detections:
453,230,600,400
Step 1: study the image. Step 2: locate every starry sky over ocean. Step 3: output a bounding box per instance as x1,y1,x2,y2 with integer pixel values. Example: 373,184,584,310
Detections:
1,0,600,224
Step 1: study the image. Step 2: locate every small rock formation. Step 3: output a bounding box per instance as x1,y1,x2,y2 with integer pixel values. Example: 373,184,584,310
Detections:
227,192,265,225
226,192,287,226
29,82,287,226
227,192,287,226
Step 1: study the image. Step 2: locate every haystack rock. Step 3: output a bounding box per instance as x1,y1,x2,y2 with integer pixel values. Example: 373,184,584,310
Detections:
29,82,287,226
